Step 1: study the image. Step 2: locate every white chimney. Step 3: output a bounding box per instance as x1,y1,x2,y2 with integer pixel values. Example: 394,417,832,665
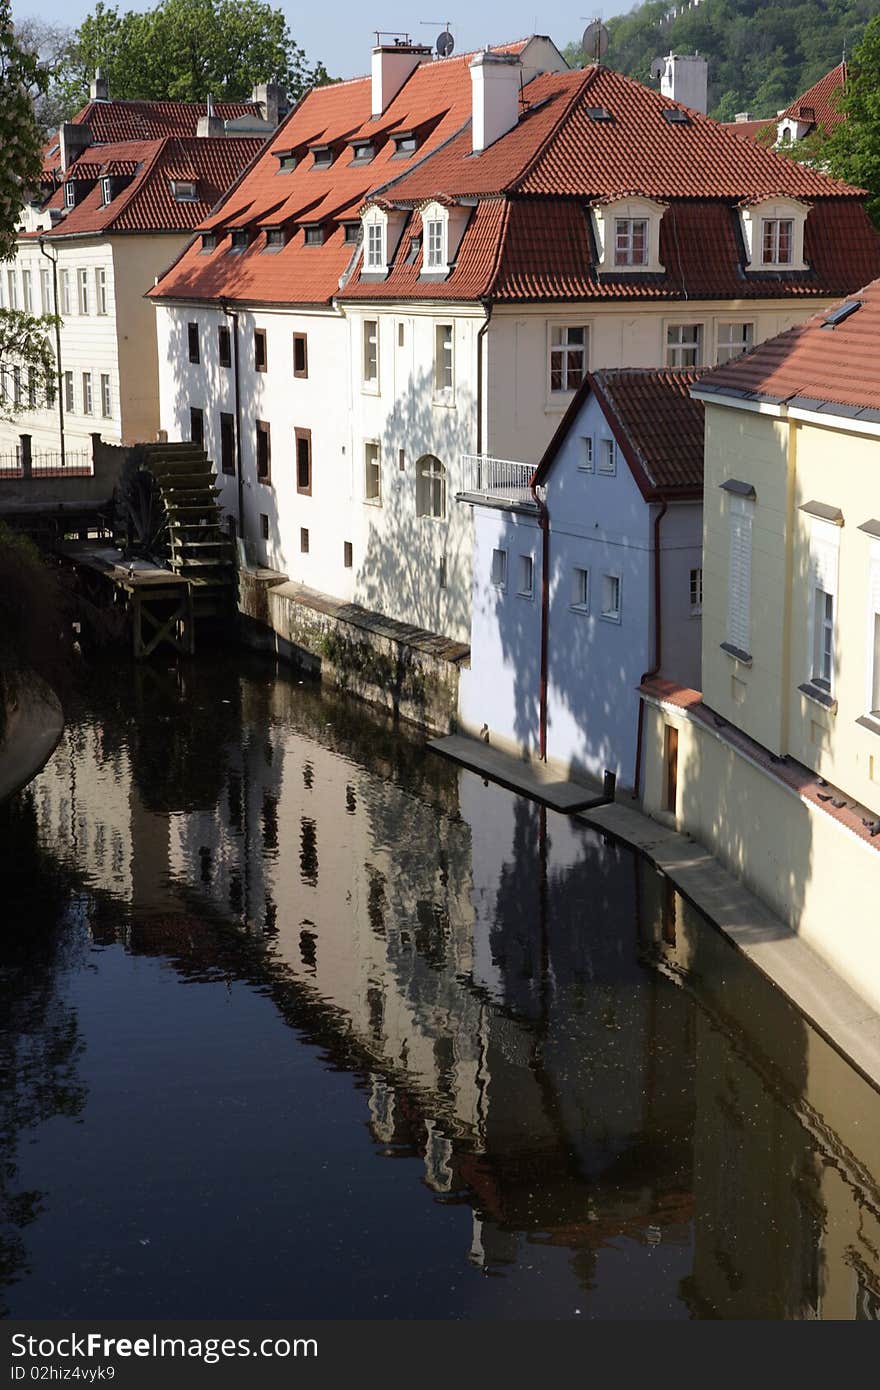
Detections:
197,94,225,139
89,67,109,102
371,43,430,117
470,50,522,154
660,52,708,115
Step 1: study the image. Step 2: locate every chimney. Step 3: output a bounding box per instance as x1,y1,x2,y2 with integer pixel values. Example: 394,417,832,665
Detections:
734,111,753,123
371,42,430,117
470,50,522,153
251,82,283,128
197,94,225,138
659,52,708,114
59,122,93,173
89,67,109,102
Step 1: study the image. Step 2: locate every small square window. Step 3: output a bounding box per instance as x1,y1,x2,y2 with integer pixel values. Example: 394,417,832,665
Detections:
230,229,250,251
300,527,310,554
187,322,200,364
311,147,332,168
572,567,590,611
304,225,324,246
579,437,594,471
293,333,308,378
264,227,285,249
717,322,754,365
172,180,197,202
598,438,616,475
276,153,296,173
260,513,270,540
601,573,621,622
517,555,534,598
666,323,702,368
254,328,267,372
343,222,360,243
491,548,507,589
344,541,353,568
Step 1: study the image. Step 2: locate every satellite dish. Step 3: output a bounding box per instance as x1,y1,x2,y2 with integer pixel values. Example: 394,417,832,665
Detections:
436,29,454,57
581,19,609,63
650,55,664,81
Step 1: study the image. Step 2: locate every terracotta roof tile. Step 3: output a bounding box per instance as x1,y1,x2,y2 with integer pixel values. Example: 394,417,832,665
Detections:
67,98,264,144
696,276,880,415
781,62,847,131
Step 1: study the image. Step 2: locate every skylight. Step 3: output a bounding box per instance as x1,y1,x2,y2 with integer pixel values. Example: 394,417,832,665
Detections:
822,300,862,328
585,106,613,122
662,108,691,125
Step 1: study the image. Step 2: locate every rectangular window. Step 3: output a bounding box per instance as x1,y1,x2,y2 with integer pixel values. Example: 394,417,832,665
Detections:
64,181,75,209
614,217,648,266
598,438,616,475
78,268,89,315
717,321,753,365
295,427,311,494
260,513,269,540
343,222,360,243
807,518,840,694
871,610,880,716
425,219,444,268
60,270,72,315
189,406,204,448
218,325,231,369
188,322,200,364
690,567,703,613
21,269,33,312
172,180,197,202
572,567,590,611
726,498,754,655
12,367,21,407
549,325,587,393
344,541,353,568
666,323,703,367
40,267,51,313
762,218,794,265
300,527,309,553
517,554,534,598
256,420,271,483
364,441,381,503
293,332,308,377
101,176,112,205
363,319,378,386
811,589,834,691
366,223,384,268
64,370,74,412
27,369,37,409
230,229,249,251
312,147,332,167
100,373,111,417
491,548,508,589
304,226,324,246
7,269,19,310
95,266,108,315
434,323,453,400
579,437,594,472
601,573,621,622
81,371,93,414
254,328,267,372
220,411,235,475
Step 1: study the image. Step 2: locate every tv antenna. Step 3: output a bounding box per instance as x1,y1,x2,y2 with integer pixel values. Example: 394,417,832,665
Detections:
650,55,665,81
420,20,455,58
581,17,609,64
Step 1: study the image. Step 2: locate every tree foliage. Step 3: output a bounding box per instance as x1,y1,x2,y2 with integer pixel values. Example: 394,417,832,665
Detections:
825,15,880,223
0,310,58,424
566,0,875,121
53,0,330,115
0,1,46,259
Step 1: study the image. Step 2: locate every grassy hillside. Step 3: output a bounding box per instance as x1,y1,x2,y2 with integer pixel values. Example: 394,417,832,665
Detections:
565,0,877,120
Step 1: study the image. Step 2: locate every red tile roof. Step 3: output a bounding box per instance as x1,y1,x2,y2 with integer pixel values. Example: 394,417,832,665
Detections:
533,368,706,500
722,119,773,141
780,61,847,132
65,98,264,145
695,276,880,417
28,137,264,239
151,48,880,310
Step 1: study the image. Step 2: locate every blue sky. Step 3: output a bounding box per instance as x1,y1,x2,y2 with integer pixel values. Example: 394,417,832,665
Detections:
11,0,621,79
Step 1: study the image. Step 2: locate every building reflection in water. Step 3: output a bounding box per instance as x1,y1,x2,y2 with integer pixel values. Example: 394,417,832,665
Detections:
6,654,880,1319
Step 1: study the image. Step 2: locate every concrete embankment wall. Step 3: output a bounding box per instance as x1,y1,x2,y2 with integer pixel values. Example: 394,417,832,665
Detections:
0,671,64,804
238,572,467,734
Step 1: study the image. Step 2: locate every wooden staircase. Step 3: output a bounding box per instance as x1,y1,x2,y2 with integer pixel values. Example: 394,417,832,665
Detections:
137,443,236,619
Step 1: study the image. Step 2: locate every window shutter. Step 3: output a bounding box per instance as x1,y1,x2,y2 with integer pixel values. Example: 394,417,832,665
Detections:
870,542,880,613
809,517,840,597
727,499,753,653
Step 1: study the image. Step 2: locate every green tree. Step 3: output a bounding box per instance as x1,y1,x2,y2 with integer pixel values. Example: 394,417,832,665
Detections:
825,15,880,223
54,0,330,116
0,1,46,259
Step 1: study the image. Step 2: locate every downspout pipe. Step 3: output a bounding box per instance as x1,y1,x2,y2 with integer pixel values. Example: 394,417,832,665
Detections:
475,301,492,457
633,498,668,796
531,476,550,762
223,303,245,546
38,238,65,466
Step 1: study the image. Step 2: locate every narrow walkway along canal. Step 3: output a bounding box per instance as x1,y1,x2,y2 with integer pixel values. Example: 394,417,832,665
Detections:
2,654,879,1320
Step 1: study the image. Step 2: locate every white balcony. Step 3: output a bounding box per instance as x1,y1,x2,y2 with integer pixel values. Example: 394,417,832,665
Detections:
458,453,537,506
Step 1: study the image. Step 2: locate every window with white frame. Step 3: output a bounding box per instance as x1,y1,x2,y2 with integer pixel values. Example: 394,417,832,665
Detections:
171,180,198,202
21,269,32,312
717,322,754,365
741,199,809,271
614,218,649,266
416,455,447,519
666,323,702,367
95,267,108,314
762,218,794,265
60,270,72,315
579,436,594,472
82,371,93,414
364,441,381,503
7,269,19,310
78,268,89,315
598,437,617,475
425,219,445,269
517,554,534,598
726,496,754,655
491,548,507,589
101,177,112,205
64,371,74,412
690,567,703,613
64,181,75,209
363,319,378,387
549,325,587,393
100,373,112,417
601,573,621,622
365,220,385,270
869,544,880,719
40,267,51,313
434,324,453,401
572,567,590,612
807,516,840,695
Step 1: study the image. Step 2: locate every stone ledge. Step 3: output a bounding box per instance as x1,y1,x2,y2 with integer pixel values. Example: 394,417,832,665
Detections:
0,671,64,805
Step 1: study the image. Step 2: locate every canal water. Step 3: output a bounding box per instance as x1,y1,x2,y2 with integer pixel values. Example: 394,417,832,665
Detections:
1,654,879,1321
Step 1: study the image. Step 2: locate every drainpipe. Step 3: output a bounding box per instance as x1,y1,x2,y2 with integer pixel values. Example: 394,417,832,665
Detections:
223,303,245,545
38,238,65,466
531,475,550,762
475,301,492,456
633,498,668,796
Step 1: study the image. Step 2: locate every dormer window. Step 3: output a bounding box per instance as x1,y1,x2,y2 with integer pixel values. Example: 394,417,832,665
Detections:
229,228,250,252
425,218,445,269
360,203,406,277
304,225,324,246
311,145,332,169
741,198,810,272
393,132,419,156
64,182,76,209
200,232,217,253
366,221,384,267
592,197,666,274
343,222,361,244
101,176,113,206
418,200,469,277
275,150,296,173
351,141,375,164
264,227,286,250
171,180,198,203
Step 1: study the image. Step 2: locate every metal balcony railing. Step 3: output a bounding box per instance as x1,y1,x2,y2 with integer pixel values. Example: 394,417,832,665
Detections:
458,454,536,505
0,448,93,478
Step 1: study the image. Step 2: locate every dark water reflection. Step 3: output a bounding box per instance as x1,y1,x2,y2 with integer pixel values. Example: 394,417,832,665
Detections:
2,654,879,1320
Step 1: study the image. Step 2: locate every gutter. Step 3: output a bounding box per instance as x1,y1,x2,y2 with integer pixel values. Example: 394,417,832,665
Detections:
476,301,492,455
37,238,65,466
633,497,668,795
531,473,550,761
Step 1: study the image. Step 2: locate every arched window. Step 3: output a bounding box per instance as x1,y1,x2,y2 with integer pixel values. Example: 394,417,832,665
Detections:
781,127,792,145
416,455,446,519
